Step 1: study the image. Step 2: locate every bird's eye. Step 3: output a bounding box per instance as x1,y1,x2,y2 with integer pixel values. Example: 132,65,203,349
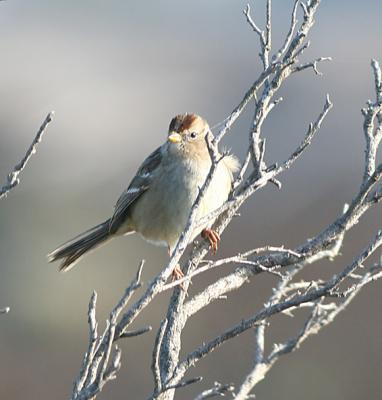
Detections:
190,132,197,139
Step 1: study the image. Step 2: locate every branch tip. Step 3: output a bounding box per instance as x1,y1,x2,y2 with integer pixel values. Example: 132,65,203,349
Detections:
120,325,152,338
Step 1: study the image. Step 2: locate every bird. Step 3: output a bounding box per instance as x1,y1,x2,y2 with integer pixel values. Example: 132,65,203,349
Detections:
48,113,239,279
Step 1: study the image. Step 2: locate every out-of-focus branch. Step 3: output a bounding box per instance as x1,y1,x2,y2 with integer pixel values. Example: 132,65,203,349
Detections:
0,111,54,200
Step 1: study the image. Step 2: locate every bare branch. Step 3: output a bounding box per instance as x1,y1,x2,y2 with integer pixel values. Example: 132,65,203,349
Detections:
283,0,321,63
184,97,333,322
371,58,382,119
163,376,203,392
280,94,332,170
70,3,382,399
273,0,299,61
254,323,265,365
232,230,382,398
362,60,382,182
233,301,324,400
152,319,168,395
243,4,263,37
160,245,299,291
171,230,382,389
292,56,332,75
243,0,272,70
119,326,152,338
0,111,54,200
262,0,272,70
73,291,99,396
72,261,147,400
194,382,234,400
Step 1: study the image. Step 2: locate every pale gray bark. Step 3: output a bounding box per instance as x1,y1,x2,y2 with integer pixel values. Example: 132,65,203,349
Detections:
71,1,382,399
0,112,54,200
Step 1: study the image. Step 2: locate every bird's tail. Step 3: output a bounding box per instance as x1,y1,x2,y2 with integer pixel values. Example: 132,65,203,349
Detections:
47,220,112,272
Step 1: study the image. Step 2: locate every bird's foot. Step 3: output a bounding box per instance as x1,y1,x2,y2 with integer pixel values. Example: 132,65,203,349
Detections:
171,264,187,291
171,264,184,281
201,228,220,254
171,264,184,289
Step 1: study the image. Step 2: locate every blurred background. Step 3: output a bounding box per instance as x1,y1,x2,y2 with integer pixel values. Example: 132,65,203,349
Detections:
0,0,382,399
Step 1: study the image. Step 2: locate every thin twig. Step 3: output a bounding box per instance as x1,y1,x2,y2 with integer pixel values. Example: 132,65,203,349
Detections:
292,56,332,74
273,0,299,61
194,382,234,400
0,111,54,200
120,326,152,338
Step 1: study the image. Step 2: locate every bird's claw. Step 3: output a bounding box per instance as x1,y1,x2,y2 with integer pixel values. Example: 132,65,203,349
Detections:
201,228,220,254
171,264,184,280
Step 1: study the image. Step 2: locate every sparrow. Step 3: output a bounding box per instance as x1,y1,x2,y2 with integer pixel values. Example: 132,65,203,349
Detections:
48,113,239,278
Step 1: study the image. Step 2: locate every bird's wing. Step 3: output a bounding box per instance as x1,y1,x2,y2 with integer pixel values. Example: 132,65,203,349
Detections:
109,146,162,233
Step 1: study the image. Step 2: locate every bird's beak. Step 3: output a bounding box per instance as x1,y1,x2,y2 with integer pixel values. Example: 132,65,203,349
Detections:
168,132,182,143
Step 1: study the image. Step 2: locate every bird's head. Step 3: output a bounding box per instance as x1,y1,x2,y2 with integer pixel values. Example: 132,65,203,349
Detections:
166,113,212,158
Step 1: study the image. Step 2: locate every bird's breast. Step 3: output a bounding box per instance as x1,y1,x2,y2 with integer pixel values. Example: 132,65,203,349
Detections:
129,157,206,248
